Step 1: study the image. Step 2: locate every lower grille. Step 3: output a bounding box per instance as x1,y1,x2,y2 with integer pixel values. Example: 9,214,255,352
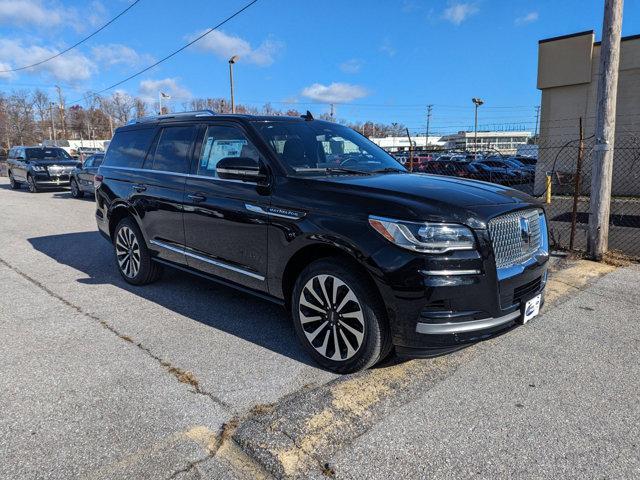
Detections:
488,209,542,269
500,275,542,309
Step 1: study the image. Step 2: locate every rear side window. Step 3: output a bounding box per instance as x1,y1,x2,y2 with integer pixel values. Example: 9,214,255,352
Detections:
103,128,155,168
93,155,104,168
148,126,197,174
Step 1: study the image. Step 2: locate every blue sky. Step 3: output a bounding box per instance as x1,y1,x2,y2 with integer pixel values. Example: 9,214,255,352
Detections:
1,0,639,135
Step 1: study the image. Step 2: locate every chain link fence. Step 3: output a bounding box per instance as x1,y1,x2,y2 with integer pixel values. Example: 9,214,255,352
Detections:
390,137,640,262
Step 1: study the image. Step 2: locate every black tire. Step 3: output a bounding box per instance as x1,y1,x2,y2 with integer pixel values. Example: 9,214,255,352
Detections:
291,258,392,373
113,217,162,285
8,171,21,189
27,175,38,193
70,178,84,198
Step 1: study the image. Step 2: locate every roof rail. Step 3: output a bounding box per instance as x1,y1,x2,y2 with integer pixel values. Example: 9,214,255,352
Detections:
127,110,216,125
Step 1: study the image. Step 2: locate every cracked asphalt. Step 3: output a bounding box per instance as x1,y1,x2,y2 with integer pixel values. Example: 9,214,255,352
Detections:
1,177,639,479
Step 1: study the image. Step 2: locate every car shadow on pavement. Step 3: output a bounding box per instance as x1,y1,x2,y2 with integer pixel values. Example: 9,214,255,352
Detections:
28,230,315,367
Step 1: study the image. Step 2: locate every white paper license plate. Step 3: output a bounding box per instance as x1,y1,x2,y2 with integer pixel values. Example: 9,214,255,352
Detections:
523,294,542,324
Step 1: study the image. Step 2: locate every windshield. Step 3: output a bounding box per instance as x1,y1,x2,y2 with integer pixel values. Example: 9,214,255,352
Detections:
254,121,405,175
26,148,72,160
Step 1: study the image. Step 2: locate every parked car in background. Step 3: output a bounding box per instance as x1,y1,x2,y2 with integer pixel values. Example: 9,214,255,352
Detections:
7,146,79,192
70,153,104,198
95,110,549,373
470,158,529,185
410,154,434,172
504,157,536,175
422,159,475,178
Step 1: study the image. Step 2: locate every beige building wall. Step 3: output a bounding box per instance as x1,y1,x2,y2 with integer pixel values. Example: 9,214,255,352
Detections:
535,31,640,196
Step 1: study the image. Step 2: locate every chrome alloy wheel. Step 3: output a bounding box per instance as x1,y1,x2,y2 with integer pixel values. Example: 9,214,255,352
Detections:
298,274,365,361
115,226,141,278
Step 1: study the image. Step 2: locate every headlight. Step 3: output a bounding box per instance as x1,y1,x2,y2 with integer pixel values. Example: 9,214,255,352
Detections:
31,165,47,172
368,215,475,253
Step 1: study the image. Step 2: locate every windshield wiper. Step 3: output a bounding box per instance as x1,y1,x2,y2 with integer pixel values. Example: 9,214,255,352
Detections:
325,167,371,175
370,167,408,174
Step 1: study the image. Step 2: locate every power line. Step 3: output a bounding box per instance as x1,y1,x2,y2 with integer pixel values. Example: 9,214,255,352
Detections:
0,0,143,73
71,0,259,104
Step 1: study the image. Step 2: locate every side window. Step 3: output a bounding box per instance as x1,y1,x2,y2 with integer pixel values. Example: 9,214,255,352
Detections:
103,128,155,169
197,125,260,178
93,156,104,168
84,157,94,168
149,125,197,174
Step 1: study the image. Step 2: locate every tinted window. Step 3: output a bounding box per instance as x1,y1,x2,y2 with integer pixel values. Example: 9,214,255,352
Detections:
25,148,71,160
149,126,196,174
103,128,155,168
93,155,104,168
84,157,94,168
255,121,403,175
197,125,260,178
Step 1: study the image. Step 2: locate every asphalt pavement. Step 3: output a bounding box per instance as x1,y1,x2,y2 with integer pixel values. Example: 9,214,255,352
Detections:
0,177,638,479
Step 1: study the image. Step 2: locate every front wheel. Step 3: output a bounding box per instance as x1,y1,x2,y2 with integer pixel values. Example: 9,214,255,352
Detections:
113,217,162,285
27,175,38,193
291,258,392,373
8,171,20,189
70,178,84,198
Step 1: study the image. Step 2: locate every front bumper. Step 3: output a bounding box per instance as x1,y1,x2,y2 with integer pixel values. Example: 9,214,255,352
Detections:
371,215,549,357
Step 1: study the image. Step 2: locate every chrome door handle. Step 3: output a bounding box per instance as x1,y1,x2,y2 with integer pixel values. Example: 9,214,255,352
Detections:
133,183,147,192
188,193,206,203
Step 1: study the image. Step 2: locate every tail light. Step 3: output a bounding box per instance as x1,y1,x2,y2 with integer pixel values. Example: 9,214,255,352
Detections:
94,174,103,188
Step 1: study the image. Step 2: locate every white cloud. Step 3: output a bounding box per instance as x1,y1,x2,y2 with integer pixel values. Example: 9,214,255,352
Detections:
138,78,192,103
379,38,396,57
0,39,95,82
92,44,154,68
0,61,17,80
301,83,368,103
0,0,62,26
189,29,284,66
443,2,479,25
340,59,363,74
515,11,539,25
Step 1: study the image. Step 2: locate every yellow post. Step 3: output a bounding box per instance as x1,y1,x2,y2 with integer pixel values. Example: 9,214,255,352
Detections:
546,174,552,204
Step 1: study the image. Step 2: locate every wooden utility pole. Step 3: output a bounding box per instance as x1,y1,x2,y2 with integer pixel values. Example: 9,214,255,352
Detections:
588,0,624,260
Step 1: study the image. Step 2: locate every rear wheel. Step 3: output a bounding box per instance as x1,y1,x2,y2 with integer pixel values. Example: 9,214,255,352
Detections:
27,175,38,193
8,171,20,189
113,217,162,285
70,178,84,198
291,258,392,373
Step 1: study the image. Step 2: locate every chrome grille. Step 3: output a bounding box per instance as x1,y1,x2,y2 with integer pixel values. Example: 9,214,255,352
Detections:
488,209,542,269
47,165,74,175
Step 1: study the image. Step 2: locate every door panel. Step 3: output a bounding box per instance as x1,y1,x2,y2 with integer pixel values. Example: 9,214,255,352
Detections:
183,123,269,292
133,125,197,266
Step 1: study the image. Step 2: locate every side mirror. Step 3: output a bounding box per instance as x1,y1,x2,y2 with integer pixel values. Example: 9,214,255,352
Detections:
76,162,83,169
216,157,266,182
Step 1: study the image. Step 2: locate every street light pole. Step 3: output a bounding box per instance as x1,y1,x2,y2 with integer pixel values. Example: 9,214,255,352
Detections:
472,97,484,154
228,55,240,114
49,102,57,143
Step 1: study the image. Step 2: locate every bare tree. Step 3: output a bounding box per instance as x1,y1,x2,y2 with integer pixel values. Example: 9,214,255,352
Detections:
7,90,36,145
32,89,50,140
109,92,135,124
134,98,148,119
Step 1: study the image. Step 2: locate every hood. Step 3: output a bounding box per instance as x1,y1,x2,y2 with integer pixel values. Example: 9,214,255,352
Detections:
318,173,535,208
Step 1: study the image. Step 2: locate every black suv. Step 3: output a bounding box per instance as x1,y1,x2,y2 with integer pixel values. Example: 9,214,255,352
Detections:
95,111,549,373
7,146,79,192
